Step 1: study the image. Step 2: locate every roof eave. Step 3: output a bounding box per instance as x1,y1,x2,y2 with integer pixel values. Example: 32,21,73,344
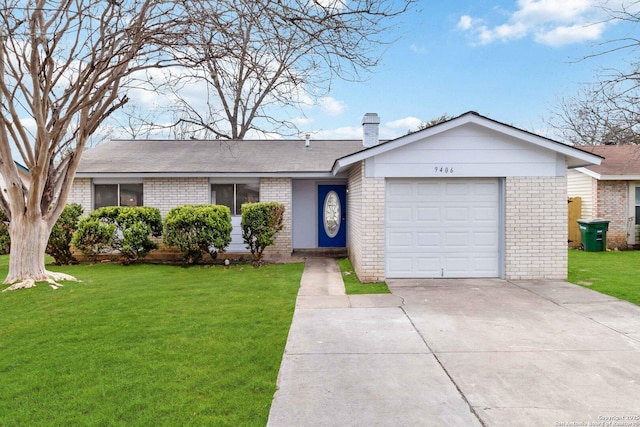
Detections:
14,161,29,174
75,171,347,179
574,167,640,181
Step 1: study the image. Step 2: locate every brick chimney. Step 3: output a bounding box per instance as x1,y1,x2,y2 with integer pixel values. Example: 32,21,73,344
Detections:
362,113,380,148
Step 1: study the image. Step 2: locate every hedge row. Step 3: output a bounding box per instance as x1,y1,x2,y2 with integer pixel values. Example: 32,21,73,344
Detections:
0,202,285,266
73,206,163,264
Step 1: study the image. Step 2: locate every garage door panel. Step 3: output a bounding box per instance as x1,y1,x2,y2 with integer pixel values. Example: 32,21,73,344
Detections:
444,207,470,222
416,257,440,275
387,181,413,198
474,206,497,221
416,182,442,196
417,207,440,222
444,256,472,273
386,178,501,278
473,232,499,247
417,232,440,246
474,181,499,195
387,231,413,249
387,257,413,276
387,206,413,223
444,232,469,247
444,182,470,196
471,257,500,275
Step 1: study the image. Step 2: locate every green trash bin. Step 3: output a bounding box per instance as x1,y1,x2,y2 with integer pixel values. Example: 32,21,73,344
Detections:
577,219,609,252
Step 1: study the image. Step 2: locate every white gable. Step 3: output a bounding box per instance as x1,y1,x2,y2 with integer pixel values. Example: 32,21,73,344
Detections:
332,112,602,177
366,123,563,178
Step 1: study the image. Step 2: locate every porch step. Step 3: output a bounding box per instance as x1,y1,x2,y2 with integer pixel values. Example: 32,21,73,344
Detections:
292,248,348,258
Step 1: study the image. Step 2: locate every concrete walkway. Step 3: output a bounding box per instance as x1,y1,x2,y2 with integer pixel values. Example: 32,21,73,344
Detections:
267,258,640,427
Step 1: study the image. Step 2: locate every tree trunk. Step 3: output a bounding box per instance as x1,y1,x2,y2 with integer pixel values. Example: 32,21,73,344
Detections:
3,213,77,291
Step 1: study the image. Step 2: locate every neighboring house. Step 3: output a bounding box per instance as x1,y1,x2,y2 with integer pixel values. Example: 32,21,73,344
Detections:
69,112,601,281
568,145,640,249
0,162,30,195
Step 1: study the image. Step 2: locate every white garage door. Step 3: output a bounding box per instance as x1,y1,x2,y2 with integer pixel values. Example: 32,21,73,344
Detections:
386,179,501,278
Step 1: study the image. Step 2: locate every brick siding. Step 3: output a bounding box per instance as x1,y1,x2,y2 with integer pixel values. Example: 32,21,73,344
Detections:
594,180,629,249
143,178,210,217
347,162,385,282
67,178,92,213
505,176,567,280
260,178,293,259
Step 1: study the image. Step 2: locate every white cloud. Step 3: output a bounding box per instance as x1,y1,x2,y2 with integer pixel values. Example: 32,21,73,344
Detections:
458,0,613,46
534,22,606,46
457,15,475,30
292,116,314,127
317,97,346,116
385,116,423,132
410,43,427,54
314,126,361,140
311,116,424,141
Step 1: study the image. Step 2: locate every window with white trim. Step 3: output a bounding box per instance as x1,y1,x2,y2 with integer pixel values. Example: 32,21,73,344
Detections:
211,183,259,216
94,183,143,209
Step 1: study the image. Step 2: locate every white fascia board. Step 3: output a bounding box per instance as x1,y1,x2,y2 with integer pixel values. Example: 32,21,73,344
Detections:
461,115,603,167
573,167,601,180
598,175,640,181
572,167,640,181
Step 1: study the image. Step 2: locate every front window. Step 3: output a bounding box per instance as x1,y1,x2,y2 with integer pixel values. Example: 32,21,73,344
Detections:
94,183,143,209
211,183,259,216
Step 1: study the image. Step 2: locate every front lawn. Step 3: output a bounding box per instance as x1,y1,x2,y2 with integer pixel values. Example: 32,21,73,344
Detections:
0,257,303,426
568,250,640,306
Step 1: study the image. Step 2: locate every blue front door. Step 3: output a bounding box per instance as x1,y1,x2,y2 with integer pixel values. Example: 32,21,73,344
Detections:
318,185,347,247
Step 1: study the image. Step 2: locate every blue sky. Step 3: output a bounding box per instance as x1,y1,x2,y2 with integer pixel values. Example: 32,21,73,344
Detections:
10,0,636,152
294,0,638,141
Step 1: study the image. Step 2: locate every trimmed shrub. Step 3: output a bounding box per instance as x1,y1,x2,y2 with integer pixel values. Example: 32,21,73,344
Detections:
46,203,84,265
72,218,116,262
241,202,284,266
163,204,232,264
0,209,9,255
72,206,162,264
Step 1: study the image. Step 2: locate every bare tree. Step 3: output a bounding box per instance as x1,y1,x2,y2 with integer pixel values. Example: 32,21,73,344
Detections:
0,0,177,290
548,1,640,145
548,81,640,145
159,0,414,140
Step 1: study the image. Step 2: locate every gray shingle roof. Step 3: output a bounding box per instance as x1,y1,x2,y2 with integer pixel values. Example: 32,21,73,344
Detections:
77,139,365,174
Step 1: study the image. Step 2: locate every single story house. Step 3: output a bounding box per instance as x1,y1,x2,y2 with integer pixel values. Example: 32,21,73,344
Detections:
568,145,640,249
69,112,601,281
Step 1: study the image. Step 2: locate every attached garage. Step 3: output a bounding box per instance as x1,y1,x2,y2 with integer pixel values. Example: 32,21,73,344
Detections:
386,178,501,278
333,111,603,282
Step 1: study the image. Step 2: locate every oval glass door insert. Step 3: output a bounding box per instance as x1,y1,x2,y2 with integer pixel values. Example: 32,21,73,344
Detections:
323,191,341,238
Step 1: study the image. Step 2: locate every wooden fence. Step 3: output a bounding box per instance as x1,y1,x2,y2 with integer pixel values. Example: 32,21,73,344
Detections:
568,197,582,248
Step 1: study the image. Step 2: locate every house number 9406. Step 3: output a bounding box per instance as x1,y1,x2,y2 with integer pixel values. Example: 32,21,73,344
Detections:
434,166,454,173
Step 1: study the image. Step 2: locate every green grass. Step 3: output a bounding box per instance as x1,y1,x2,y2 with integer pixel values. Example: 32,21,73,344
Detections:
568,250,640,306
0,256,303,426
337,258,390,294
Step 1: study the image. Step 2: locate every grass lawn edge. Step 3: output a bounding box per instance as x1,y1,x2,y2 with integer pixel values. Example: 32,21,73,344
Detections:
337,258,390,295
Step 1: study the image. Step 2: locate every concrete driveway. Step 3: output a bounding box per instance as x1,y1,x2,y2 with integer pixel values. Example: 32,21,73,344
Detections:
389,278,640,426
268,259,640,427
